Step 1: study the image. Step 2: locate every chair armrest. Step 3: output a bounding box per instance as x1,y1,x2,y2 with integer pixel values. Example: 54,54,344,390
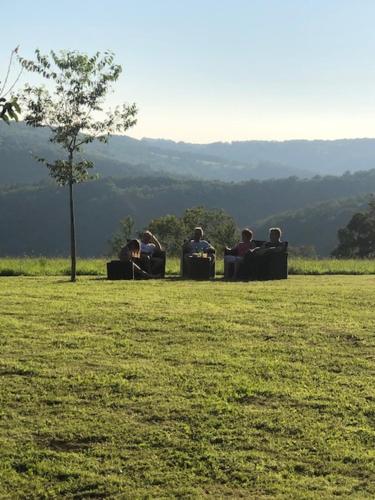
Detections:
225,247,238,256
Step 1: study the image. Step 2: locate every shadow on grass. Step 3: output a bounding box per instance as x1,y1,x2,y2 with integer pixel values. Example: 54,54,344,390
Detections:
0,269,28,277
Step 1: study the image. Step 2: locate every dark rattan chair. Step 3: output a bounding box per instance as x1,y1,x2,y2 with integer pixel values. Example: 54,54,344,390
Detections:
107,260,134,280
238,241,288,281
181,245,215,280
107,250,166,280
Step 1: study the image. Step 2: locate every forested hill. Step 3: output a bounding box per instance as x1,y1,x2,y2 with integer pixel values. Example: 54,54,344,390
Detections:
0,122,311,183
5,123,375,183
1,170,374,257
143,137,375,176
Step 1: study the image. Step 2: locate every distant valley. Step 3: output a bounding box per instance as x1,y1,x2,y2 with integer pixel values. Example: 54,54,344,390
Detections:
1,122,375,257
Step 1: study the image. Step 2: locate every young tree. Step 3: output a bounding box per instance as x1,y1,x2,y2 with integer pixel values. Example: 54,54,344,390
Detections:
19,50,137,280
146,206,239,255
148,214,187,255
332,196,375,257
0,47,22,122
182,206,239,251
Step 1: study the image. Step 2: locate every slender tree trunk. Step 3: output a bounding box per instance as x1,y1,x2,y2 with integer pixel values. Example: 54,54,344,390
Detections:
68,154,76,282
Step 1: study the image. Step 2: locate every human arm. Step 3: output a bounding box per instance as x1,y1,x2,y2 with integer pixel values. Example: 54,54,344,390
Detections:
203,240,215,254
149,232,162,251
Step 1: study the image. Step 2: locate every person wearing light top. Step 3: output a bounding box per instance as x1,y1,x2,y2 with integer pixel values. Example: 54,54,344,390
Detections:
140,230,162,255
182,227,215,277
183,227,215,256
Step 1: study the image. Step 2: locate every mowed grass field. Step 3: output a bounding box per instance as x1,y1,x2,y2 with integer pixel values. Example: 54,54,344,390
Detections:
0,275,374,498
1,257,375,276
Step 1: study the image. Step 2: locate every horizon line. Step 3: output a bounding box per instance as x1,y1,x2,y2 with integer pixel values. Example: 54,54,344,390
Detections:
5,122,375,145
128,134,375,145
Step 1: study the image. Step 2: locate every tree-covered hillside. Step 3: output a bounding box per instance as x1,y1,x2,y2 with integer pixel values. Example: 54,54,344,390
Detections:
0,122,360,184
1,170,375,257
255,196,369,256
145,137,375,176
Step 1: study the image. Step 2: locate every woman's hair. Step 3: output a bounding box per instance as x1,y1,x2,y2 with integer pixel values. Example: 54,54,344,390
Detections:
242,228,253,239
269,227,282,238
127,239,141,257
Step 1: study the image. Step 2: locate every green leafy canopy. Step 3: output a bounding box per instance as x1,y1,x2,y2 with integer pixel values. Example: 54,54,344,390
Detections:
0,47,22,123
19,49,138,185
332,196,375,258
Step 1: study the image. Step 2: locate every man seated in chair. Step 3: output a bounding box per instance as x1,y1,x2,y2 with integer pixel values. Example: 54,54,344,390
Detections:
182,227,215,278
140,230,164,275
253,227,285,255
183,227,215,257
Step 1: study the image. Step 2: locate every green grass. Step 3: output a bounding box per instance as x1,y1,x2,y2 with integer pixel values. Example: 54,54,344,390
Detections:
0,257,105,277
0,257,182,277
0,276,374,498
1,257,375,277
289,258,375,275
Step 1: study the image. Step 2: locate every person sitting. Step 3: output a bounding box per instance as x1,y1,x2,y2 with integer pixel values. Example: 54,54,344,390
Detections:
119,239,153,279
183,226,215,257
253,227,285,255
140,230,164,274
140,230,162,256
224,228,256,279
182,227,215,277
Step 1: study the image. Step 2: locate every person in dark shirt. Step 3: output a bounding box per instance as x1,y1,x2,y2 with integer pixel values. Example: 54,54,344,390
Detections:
265,227,283,248
253,227,285,255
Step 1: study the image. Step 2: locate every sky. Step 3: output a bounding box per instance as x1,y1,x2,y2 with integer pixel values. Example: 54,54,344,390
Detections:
2,0,375,142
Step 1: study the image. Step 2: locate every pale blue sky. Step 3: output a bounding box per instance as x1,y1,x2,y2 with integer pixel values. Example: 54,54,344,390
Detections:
2,0,375,142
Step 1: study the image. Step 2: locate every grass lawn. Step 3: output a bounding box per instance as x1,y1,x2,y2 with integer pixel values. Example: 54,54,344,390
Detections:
1,257,375,277
0,276,374,498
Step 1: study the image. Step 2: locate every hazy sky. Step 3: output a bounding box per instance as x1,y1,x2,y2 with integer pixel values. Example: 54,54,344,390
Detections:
2,0,375,142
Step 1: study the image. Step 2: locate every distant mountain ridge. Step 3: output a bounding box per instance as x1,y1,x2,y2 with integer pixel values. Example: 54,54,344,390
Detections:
6,123,375,184
2,123,375,258
142,137,375,176
0,123,313,184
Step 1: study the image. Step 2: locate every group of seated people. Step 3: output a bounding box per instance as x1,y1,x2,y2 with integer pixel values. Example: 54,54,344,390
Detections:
118,225,284,280
224,226,284,279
